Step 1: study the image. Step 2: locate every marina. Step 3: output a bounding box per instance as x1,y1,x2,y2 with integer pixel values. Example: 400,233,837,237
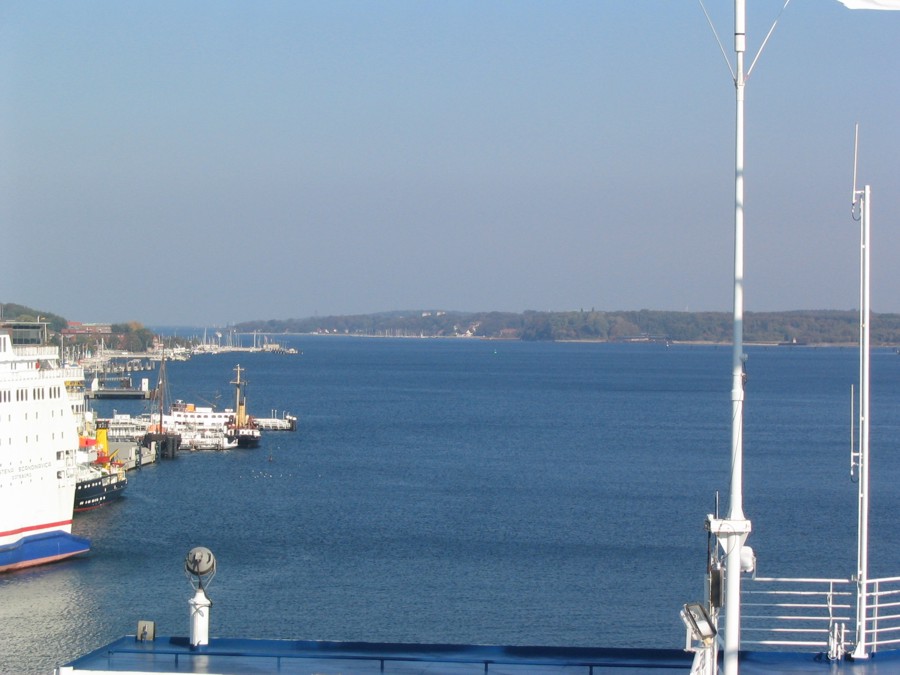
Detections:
0,332,301,542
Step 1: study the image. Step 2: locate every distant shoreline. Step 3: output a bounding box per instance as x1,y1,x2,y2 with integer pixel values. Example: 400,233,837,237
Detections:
228,331,864,349
230,309,898,346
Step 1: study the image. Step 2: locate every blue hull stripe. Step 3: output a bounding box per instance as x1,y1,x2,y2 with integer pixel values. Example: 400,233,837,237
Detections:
0,531,90,572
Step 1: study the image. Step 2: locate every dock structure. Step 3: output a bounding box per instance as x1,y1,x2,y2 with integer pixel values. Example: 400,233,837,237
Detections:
253,411,297,431
86,376,152,399
86,389,152,400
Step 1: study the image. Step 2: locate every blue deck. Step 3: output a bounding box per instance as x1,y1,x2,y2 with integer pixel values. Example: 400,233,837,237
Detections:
58,635,900,674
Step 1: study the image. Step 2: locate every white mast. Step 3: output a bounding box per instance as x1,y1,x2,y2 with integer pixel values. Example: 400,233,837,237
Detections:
723,3,751,672
851,126,872,657
693,3,792,671
704,2,755,673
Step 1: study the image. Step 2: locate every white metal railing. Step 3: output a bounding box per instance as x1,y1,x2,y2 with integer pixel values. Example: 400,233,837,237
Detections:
740,577,854,653
59,366,85,381
14,345,59,360
737,575,900,657
861,576,900,652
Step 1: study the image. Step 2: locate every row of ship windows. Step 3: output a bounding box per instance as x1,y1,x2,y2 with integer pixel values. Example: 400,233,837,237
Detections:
0,431,67,446
173,413,227,419
0,386,63,403
5,408,64,419
3,411,82,429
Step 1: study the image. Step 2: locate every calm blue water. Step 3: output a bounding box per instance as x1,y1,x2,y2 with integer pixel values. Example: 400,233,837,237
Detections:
3,338,900,674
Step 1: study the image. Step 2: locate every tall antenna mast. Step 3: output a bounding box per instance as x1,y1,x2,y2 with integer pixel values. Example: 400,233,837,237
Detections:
850,124,872,659
699,2,791,673
721,4,751,672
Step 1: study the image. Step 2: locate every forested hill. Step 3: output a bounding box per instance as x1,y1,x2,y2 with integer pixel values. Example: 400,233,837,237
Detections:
235,310,900,345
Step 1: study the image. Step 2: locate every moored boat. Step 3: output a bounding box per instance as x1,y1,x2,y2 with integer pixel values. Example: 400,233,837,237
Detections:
74,429,128,511
73,459,127,512
225,423,261,448
145,356,238,451
165,400,238,450
0,321,90,572
102,414,157,468
225,365,261,448
254,410,298,431
143,354,182,459
179,426,239,451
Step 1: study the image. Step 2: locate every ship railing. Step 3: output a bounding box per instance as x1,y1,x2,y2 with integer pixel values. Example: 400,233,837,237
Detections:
12,344,85,376
859,575,900,653
15,345,61,360
740,575,900,655
59,366,85,381
740,576,854,652
83,643,692,673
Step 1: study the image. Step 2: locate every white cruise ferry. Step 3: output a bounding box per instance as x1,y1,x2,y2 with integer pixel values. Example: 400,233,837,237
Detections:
0,322,90,572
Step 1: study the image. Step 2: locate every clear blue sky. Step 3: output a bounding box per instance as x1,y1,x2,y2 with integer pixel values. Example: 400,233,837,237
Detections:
2,1,898,326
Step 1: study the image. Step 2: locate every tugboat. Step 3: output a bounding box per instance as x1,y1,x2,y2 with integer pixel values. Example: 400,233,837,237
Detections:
225,365,261,449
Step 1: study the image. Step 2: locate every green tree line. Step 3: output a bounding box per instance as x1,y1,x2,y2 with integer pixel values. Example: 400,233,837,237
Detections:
1,303,155,351
235,309,900,345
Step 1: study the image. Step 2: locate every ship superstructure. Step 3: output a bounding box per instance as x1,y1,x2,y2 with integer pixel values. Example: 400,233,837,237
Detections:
225,365,261,448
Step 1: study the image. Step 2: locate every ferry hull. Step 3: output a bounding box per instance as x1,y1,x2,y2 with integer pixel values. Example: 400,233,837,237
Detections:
231,433,261,449
0,530,90,573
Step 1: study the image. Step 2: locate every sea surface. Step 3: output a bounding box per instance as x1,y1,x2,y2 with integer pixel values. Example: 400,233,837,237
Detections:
3,337,900,674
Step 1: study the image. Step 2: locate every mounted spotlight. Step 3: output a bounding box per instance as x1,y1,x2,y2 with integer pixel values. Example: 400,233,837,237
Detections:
185,546,216,591
681,602,717,644
184,547,216,648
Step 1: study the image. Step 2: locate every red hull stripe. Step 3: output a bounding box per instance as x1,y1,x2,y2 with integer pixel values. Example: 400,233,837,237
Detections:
0,520,73,538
